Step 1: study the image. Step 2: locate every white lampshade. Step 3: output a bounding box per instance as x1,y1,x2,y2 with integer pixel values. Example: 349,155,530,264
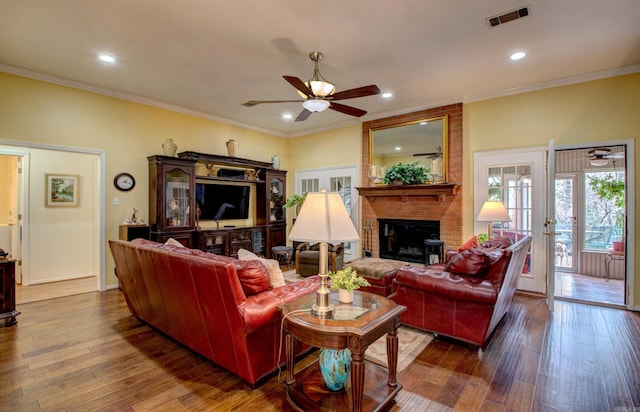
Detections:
309,80,335,97
477,201,511,222
302,99,331,113
289,192,359,243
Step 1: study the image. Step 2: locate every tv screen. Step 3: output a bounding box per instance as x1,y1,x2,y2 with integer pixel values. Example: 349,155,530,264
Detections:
196,183,250,220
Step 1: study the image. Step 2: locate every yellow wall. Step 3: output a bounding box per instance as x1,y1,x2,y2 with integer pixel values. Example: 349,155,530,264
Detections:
0,72,286,287
0,156,12,225
464,72,640,304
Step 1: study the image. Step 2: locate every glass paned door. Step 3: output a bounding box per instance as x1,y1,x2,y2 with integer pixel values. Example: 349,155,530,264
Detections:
555,175,577,272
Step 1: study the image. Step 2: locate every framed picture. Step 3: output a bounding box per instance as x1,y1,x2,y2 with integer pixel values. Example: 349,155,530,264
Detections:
46,174,80,207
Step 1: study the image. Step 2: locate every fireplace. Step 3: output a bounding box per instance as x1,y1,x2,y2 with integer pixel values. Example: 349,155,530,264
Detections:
379,219,440,264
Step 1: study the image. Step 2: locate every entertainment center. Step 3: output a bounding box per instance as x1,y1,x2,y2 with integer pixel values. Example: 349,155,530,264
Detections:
148,152,287,258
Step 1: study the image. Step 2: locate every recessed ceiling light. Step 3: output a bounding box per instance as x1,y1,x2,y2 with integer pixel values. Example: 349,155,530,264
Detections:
98,54,116,63
395,146,402,151
382,92,393,98
510,51,526,61
282,113,293,120
420,121,428,125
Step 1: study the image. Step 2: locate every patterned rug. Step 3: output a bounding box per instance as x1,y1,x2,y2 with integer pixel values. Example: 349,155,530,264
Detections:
365,326,433,372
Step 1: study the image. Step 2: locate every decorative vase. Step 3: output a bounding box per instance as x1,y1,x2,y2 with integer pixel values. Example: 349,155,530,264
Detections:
318,348,352,391
338,289,354,304
162,138,177,157
271,154,280,170
226,139,239,157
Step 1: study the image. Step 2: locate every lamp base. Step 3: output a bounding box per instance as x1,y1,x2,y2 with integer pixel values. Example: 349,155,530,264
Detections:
312,303,335,317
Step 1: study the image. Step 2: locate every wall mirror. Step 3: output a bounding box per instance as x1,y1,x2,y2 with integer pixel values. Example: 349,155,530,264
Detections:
369,115,448,184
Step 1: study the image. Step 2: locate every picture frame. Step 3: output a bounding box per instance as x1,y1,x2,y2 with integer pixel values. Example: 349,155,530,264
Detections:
46,174,80,207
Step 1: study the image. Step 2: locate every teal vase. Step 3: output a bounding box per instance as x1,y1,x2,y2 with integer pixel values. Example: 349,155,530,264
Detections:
318,348,352,391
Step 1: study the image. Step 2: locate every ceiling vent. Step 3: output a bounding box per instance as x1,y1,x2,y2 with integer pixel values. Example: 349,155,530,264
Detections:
487,6,530,28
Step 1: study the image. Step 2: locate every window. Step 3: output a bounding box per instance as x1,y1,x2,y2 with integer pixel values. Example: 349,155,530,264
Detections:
583,170,625,250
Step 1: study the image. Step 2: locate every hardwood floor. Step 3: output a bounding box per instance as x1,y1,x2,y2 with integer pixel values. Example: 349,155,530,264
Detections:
555,271,625,306
16,277,97,304
1,290,639,411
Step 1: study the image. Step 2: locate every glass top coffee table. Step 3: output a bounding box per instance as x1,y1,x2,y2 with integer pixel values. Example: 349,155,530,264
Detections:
280,290,407,412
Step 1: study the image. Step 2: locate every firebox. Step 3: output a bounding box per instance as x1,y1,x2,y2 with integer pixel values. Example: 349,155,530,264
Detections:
379,219,440,263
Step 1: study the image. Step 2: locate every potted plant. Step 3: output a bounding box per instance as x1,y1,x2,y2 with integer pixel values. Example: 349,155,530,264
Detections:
283,193,307,217
328,266,370,303
588,173,625,250
383,161,429,185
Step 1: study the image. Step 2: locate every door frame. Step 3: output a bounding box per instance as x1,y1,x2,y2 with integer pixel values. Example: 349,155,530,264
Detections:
0,140,106,291
554,139,635,310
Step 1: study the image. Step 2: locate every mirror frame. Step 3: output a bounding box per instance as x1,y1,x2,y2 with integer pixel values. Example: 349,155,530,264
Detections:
368,115,448,184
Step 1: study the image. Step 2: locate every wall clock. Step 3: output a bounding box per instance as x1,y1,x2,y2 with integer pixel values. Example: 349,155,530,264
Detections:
114,172,135,191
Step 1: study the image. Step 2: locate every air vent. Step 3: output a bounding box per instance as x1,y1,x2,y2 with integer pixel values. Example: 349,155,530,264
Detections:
487,6,530,28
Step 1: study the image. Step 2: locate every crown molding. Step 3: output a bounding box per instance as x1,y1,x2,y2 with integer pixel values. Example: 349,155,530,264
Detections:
463,65,640,103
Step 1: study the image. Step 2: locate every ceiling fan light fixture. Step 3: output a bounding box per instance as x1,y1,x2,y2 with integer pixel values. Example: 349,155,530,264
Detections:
310,80,335,97
302,99,330,112
590,158,609,167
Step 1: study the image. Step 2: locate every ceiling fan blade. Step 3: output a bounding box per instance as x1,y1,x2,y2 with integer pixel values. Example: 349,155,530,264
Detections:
329,102,367,117
242,99,304,107
283,76,314,97
295,109,312,122
330,85,381,101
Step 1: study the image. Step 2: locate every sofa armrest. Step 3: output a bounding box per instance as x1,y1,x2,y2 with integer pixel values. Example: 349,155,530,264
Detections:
239,276,320,334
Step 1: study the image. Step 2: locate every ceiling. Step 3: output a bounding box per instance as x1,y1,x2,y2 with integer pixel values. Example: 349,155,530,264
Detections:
1,0,639,137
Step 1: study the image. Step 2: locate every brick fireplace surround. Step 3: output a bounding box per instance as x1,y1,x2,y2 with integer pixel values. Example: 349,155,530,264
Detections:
360,103,463,257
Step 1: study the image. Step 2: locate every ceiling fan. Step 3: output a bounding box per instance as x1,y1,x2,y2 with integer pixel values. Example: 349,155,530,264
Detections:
242,51,380,122
587,148,624,166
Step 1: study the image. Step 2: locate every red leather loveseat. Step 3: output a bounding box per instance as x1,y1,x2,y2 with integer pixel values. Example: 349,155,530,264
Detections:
109,238,320,386
389,236,531,347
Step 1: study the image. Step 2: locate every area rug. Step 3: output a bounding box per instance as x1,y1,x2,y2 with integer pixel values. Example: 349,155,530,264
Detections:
365,326,433,372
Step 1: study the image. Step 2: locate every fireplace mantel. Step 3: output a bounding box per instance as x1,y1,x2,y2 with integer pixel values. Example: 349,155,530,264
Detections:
356,183,459,202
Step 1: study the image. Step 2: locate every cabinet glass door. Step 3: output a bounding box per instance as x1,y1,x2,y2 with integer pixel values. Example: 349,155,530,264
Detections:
269,177,284,223
165,169,191,228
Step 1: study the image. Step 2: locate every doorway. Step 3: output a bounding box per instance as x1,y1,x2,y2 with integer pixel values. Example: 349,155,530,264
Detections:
553,146,627,306
0,143,105,303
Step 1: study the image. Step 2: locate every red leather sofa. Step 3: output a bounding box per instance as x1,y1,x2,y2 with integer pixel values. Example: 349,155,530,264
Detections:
389,236,532,347
109,238,320,386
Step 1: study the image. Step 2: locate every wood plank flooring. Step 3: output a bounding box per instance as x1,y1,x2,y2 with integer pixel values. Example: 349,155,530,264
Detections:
1,290,639,411
16,277,97,304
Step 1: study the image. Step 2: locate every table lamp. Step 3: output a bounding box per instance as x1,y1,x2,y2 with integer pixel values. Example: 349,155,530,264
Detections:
289,191,360,317
477,200,511,238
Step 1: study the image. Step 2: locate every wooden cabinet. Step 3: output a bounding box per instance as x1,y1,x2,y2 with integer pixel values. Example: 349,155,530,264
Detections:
0,260,20,326
148,152,287,257
148,155,196,245
119,225,150,241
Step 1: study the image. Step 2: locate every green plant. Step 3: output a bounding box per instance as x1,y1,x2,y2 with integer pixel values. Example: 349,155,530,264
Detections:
328,267,370,291
588,174,625,231
283,193,307,210
477,233,489,244
383,161,428,185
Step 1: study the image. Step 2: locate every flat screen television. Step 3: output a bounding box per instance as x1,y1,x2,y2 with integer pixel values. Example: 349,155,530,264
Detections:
196,182,250,220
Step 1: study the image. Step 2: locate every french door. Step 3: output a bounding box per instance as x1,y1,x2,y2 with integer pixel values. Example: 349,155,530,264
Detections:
295,166,360,260
475,148,547,293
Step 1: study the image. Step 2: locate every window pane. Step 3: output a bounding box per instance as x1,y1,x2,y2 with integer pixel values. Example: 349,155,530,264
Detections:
583,170,625,250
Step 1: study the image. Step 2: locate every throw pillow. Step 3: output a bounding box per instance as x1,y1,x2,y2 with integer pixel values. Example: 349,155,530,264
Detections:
237,248,286,288
235,259,272,296
445,247,499,275
480,237,513,249
458,236,478,252
164,238,185,247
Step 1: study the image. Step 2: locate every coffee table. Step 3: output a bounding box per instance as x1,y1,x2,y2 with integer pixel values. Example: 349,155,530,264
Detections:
280,290,406,412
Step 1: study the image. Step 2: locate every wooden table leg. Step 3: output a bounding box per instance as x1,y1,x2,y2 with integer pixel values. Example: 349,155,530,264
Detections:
350,350,365,412
386,328,399,387
285,332,296,384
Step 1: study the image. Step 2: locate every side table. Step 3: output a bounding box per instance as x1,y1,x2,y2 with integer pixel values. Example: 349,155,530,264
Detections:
280,291,406,412
604,251,624,281
0,259,20,326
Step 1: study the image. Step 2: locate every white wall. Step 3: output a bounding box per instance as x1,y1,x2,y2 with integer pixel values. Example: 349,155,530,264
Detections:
27,148,99,284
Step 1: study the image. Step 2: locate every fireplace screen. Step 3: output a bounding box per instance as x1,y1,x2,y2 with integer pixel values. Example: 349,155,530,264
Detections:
379,219,440,264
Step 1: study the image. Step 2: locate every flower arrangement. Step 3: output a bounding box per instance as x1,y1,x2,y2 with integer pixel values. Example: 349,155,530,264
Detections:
328,267,370,291
383,161,429,185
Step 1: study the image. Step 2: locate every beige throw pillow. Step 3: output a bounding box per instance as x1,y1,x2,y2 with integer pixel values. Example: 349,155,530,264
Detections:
164,238,185,247
237,248,286,288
